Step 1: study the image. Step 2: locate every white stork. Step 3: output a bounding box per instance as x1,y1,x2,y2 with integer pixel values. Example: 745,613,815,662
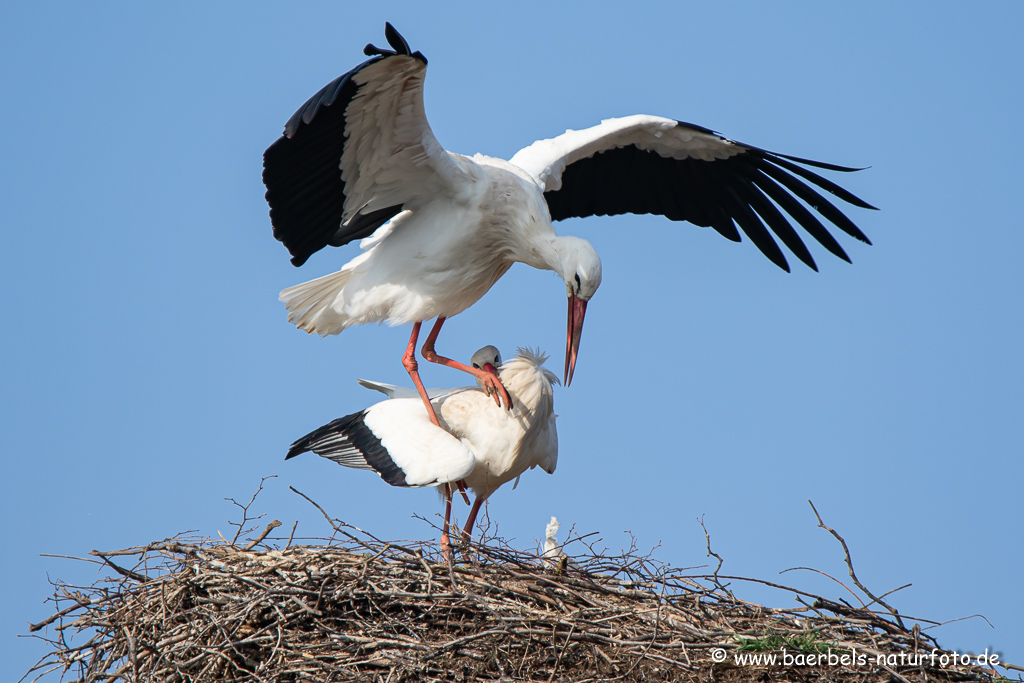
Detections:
286,346,558,554
264,23,876,424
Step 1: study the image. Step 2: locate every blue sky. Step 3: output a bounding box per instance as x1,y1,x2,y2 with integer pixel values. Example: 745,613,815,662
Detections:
3,2,1022,676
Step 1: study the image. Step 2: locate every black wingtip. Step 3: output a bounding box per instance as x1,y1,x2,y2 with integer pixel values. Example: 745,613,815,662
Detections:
384,22,412,54
772,151,870,174
286,421,333,460
363,24,425,63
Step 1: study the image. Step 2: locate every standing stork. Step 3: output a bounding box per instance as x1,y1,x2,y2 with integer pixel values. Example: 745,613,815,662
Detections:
264,23,876,424
286,346,558,556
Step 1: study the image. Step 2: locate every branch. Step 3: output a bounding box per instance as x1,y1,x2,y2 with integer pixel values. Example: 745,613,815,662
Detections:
242,520,282,551
807,499,905,629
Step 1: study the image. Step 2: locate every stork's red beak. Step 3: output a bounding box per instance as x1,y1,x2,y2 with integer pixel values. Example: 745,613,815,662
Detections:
564,293,587,386
482,363,498,378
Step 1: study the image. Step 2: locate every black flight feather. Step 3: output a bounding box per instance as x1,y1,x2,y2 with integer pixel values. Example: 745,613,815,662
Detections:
265,24,424,267
286,411,409,487
543,127,875,270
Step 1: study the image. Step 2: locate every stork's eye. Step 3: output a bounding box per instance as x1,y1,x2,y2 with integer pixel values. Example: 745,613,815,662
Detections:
472,363,480,369
574,273,582,292
493,356,500,364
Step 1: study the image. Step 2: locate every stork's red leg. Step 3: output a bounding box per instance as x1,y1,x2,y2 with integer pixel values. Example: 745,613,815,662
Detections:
461,496,485,541
421,317,514,410
405,324,469,506
402,322,441,427
440,483,454,561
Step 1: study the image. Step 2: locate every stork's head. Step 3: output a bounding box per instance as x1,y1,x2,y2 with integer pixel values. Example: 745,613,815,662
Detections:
470,345,503,385
555,237,602,387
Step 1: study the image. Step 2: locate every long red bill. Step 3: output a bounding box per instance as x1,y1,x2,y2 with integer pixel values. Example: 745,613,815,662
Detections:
564,294,587,386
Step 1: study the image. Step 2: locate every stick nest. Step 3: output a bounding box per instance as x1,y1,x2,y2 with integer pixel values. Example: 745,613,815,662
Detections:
25,504,1016,683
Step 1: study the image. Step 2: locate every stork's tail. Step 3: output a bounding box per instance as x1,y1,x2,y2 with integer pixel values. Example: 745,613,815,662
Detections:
279,269,353,336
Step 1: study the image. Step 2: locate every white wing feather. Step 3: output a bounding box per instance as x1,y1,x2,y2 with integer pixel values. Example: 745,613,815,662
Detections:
339,57,471,222
509,114,743,193
363,399,476,485
357,378,468,400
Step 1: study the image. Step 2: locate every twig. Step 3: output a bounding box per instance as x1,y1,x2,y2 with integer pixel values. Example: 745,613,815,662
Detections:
242,519,282,551
547,623,575,683
924,612,995,630
90,553,150,583
780,566,864,607
698,516,723,580
226,475,276,545
28,598,93,633
807,499,906,629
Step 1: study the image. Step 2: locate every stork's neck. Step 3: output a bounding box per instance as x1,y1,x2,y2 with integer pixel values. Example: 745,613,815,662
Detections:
518,234,579,282
473,155,601,290
516,234,603,299
516,233,561,275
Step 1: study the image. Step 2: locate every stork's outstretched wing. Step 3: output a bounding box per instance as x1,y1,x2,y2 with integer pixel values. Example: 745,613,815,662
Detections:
510,114,876,272
264,23,467,266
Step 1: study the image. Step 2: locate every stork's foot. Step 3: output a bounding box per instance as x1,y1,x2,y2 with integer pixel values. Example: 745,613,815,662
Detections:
480,373,514,411
456,479,471,505
419,316,513,411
